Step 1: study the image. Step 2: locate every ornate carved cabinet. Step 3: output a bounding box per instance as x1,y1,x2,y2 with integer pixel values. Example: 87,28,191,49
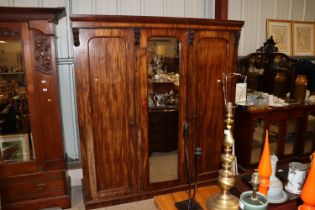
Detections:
71,15,243,209
0,7,71,210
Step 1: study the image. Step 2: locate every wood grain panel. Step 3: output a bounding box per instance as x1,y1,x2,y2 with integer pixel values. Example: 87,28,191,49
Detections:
28,22,65,169
190,31,234,180
75,28,138,199
196,38,226,177
89,37,130,191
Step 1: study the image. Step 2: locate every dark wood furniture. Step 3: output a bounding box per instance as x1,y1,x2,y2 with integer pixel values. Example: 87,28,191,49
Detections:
238,37,295,97
0,7,71,210
149,107,178,154
235,104,315,171
71,15,243,209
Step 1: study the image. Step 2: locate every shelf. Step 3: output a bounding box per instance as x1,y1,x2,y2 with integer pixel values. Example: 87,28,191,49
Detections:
149,106,178,112
0,72,24,75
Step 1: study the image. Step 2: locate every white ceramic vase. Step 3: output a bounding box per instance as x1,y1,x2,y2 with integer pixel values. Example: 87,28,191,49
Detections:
267,155,287,203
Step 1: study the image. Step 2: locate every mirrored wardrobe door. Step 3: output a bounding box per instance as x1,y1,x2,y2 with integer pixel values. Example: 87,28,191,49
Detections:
0,38,33,164
147,37,181,183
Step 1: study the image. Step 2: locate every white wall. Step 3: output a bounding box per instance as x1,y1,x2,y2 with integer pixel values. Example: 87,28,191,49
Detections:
229,0,315,55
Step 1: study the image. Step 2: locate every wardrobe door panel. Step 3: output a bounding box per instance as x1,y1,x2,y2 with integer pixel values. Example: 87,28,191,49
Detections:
74,29,137,200
28,22,65,170
89,37,133,191
190,31,235,180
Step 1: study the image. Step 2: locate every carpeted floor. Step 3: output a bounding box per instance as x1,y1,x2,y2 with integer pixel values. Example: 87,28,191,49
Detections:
149,151,178,183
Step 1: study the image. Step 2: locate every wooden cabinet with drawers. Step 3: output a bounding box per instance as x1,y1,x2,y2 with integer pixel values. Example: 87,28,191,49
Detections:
0,7,70,210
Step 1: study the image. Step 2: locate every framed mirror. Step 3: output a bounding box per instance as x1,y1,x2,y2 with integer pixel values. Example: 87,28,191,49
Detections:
147,37,180,183
0,39,33,163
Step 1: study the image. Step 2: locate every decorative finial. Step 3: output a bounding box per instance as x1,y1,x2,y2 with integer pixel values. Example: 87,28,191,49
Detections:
251,170,260,200
258,130,272,195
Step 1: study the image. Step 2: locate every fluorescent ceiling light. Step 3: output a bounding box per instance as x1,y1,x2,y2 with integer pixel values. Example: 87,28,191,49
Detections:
0,41,7,44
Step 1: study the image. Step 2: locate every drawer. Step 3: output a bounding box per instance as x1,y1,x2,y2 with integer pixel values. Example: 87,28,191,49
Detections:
0,171,67,204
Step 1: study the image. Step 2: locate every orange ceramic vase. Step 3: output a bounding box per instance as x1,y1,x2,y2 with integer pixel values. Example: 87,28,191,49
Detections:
299,153,315,210
258,130,272,196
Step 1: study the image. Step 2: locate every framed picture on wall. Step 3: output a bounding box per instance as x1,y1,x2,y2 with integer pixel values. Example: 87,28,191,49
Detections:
266,19,292,55
292,21,315,56
0,134,30,162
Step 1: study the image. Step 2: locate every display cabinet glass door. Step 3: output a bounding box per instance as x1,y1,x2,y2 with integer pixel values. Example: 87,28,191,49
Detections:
0,39,33,163
251,118,265,164
284,120,299,155
304,113,315,154
268,122,280,156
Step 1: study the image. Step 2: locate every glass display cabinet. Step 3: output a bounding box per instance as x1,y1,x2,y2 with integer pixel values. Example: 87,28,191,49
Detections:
0,7,70,210
0,40,32,163
235,105,315,171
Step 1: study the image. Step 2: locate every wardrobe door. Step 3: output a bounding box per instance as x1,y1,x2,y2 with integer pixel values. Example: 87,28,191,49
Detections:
73,29,138,202
188,30,237,180
139,29,187,191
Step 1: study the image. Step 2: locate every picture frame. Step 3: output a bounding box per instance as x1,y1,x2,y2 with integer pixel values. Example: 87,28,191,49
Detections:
266,19,292,55
292,21,315,56
0,134,30,162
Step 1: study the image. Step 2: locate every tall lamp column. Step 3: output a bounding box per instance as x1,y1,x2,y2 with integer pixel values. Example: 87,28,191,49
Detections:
206,102,239,210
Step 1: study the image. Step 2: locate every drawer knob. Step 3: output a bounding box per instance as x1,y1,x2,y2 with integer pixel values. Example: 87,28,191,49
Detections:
35,183,46,190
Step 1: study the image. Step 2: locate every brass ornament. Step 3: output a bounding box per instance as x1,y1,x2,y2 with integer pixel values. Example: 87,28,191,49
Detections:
206,102,239,210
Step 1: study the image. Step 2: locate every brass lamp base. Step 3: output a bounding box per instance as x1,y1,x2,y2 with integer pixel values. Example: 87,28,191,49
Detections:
206,193,239,210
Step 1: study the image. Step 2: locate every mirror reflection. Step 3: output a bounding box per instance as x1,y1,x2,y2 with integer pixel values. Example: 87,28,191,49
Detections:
304,113,315,154
251,118,264,164
148,37,180,183
284,120,297,155
0,39,33,163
